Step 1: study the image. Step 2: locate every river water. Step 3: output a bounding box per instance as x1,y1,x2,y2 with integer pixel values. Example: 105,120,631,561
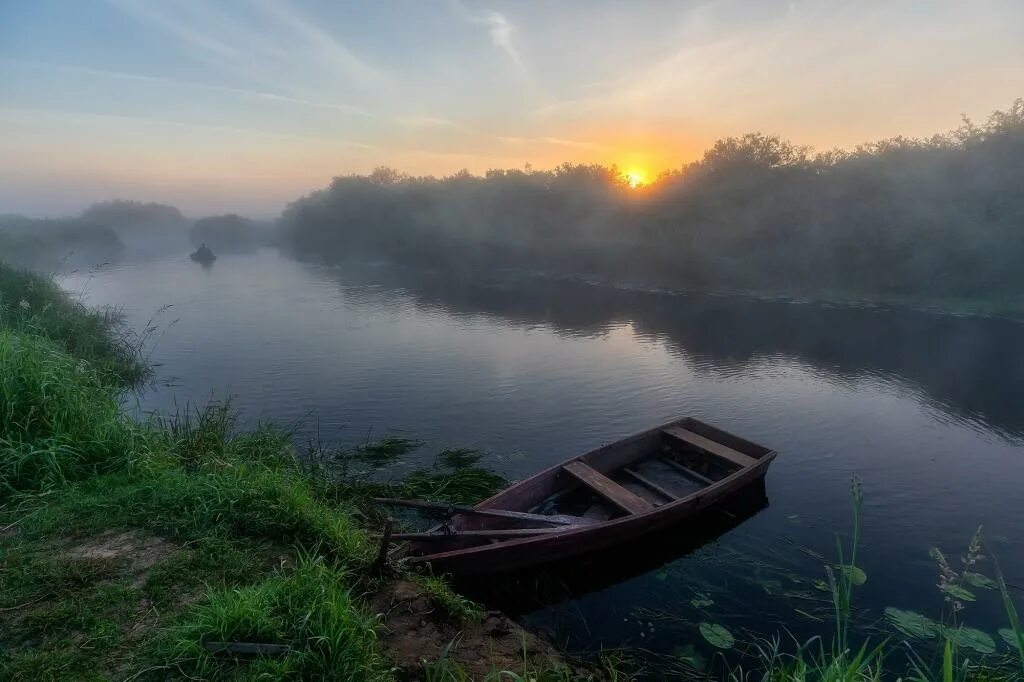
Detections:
61,248,1024,673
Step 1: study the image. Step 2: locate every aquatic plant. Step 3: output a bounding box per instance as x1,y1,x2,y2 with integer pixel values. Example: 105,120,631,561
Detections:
715,488,1023,682
699,622,735,650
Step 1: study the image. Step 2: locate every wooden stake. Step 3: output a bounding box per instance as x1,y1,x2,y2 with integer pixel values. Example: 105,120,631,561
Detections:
372,517,394,572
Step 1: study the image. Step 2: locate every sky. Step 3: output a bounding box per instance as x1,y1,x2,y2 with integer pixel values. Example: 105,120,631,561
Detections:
1,0,1023,217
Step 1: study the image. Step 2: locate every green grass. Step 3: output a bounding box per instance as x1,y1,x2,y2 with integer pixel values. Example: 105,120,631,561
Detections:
166,555,390,680
0,329,141,498
0,263,146,383
414,573,486,623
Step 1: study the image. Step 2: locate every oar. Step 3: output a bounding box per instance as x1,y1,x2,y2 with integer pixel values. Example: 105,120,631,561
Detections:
384,527,572,541
371,498,594,527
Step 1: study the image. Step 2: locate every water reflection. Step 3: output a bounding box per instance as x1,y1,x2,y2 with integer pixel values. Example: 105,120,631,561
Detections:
456,482,770,615
323,263,1024,441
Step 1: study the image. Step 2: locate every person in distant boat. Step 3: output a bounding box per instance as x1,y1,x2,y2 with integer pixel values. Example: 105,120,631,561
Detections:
190,242,216,263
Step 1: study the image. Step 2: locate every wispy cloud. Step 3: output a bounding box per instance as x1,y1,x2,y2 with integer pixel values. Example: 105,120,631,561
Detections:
104,0,238,58
477,11,524,73
395,115,468,130
105,0,388,95
498,135,606,151
0,105,378,147
3,59,376,118
537,136,607,151
250,0,389,91
449,1,529,80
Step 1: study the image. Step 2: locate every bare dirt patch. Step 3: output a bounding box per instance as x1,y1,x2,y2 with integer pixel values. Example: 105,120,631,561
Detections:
65,529,177,585
372,579,581,680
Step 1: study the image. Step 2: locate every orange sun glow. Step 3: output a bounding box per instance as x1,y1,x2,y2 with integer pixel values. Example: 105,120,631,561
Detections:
623,168,647,188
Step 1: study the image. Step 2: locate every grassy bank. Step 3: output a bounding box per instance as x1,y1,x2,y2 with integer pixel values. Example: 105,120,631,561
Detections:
0,263,586,680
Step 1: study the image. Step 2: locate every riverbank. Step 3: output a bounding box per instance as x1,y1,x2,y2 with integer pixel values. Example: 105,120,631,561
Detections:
0,263,593,680
5,261,1024,681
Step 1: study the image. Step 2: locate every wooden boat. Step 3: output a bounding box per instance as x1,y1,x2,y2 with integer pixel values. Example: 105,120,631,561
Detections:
383,417,776,575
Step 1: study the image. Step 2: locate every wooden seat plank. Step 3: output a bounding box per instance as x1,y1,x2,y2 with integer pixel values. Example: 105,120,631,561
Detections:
563,461,654,515
663,427,757,468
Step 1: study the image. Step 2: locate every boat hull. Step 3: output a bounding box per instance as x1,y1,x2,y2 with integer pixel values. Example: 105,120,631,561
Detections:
408,417,777,575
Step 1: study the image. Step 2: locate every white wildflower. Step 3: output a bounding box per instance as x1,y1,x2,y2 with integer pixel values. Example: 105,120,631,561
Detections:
19,299,30,310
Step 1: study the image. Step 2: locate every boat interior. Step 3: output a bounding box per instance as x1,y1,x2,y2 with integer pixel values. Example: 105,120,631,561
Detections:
531,417,773,522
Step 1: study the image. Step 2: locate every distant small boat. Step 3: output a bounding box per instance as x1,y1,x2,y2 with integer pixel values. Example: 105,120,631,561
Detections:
190,243,216,264
378,417,777,574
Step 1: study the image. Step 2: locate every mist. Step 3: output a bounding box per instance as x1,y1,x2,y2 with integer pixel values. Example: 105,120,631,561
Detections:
3,99,1020,309
0,201,275,271
278,99,1024,305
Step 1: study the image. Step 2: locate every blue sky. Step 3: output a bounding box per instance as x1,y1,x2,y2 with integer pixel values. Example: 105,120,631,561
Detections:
1,0,1022,216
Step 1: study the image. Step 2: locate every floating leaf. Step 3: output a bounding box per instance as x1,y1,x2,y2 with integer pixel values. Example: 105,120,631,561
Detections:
945,626,996,654
885,607,940,640
699,622,735,649
813,579,831,593
962,572,997,590
841,565,867,586
690,592,714,608
672,644,707,671
941,584,976,602
999,628,1021,650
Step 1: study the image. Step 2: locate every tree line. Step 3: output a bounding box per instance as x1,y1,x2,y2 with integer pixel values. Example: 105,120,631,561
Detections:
279,99,1024,301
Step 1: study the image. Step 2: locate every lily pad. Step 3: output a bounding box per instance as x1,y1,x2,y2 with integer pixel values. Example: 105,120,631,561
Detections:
945,626,996,654
840,565,867,586
962,572,997,590
941,584,976,602
690,592,714,608
999,628,1022,650
699,622,735,649
885,607,940,640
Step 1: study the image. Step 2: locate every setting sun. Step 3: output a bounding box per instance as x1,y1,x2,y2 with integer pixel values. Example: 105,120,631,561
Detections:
623,168,647,188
